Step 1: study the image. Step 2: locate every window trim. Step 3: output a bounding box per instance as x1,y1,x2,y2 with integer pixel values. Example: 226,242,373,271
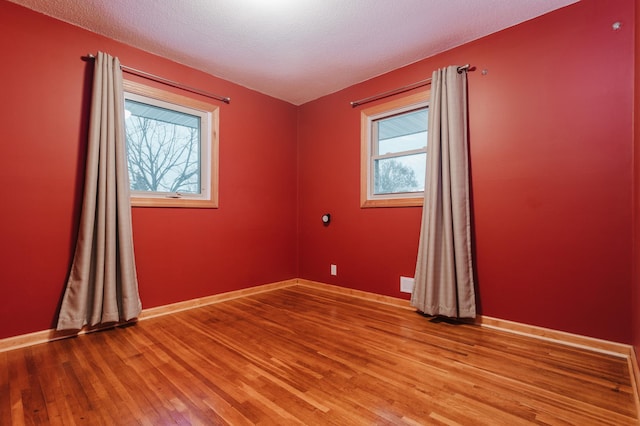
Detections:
360,90,429,208
123,80,219,208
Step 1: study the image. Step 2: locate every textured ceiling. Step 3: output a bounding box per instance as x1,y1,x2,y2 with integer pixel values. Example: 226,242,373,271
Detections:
8,0,578,105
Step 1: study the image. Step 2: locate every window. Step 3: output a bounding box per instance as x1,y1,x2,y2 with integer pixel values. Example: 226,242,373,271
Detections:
123,80,219,208
360,91,429,207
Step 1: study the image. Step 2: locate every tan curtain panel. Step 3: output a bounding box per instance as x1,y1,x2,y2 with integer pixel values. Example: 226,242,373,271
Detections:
57,52,142,331
411,65,476,318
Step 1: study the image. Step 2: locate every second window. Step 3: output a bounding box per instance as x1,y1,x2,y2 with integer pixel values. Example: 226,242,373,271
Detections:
361,91,429,207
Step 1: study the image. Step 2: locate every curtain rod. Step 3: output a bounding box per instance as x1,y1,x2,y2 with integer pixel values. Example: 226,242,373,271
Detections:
84,54,231,104
350,64,471,108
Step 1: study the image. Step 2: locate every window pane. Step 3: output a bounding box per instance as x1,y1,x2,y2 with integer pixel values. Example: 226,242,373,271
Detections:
373,153,426,195
125,99,201,194
376,108,427,155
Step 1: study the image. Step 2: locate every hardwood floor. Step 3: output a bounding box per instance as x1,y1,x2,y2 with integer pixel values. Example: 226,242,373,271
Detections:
1,285,637,425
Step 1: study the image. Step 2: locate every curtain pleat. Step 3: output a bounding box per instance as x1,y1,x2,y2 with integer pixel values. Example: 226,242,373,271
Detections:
57,52,141,331
411,65,476,318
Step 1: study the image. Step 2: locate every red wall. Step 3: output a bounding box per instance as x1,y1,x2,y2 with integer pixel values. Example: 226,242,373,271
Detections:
1,0,636,345
0,1,298,339
633,0,640,355
298,0,635,343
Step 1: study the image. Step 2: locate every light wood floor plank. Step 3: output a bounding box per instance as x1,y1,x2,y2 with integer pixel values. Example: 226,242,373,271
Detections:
1,285,636,425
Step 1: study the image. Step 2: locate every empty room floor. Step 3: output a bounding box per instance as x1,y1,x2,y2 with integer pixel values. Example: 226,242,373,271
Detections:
1,285,637,425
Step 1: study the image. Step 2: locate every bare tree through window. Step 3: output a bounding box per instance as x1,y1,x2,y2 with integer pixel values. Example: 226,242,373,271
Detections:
374,158,420,194
125,101,201,194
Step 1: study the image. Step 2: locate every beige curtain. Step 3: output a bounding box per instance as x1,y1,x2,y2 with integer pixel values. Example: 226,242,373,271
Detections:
411,65,476,318
57,52,142,331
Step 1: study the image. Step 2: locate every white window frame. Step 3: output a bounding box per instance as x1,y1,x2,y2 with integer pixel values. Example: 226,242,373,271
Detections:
123,80,219,208
360,90,429,208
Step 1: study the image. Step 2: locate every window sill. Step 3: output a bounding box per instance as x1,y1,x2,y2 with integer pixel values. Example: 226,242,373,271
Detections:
361,197,424,208
131,197,218,208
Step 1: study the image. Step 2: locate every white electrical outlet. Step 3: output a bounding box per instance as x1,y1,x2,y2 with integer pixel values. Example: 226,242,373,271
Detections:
330,264,337,276
400,276,415,293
